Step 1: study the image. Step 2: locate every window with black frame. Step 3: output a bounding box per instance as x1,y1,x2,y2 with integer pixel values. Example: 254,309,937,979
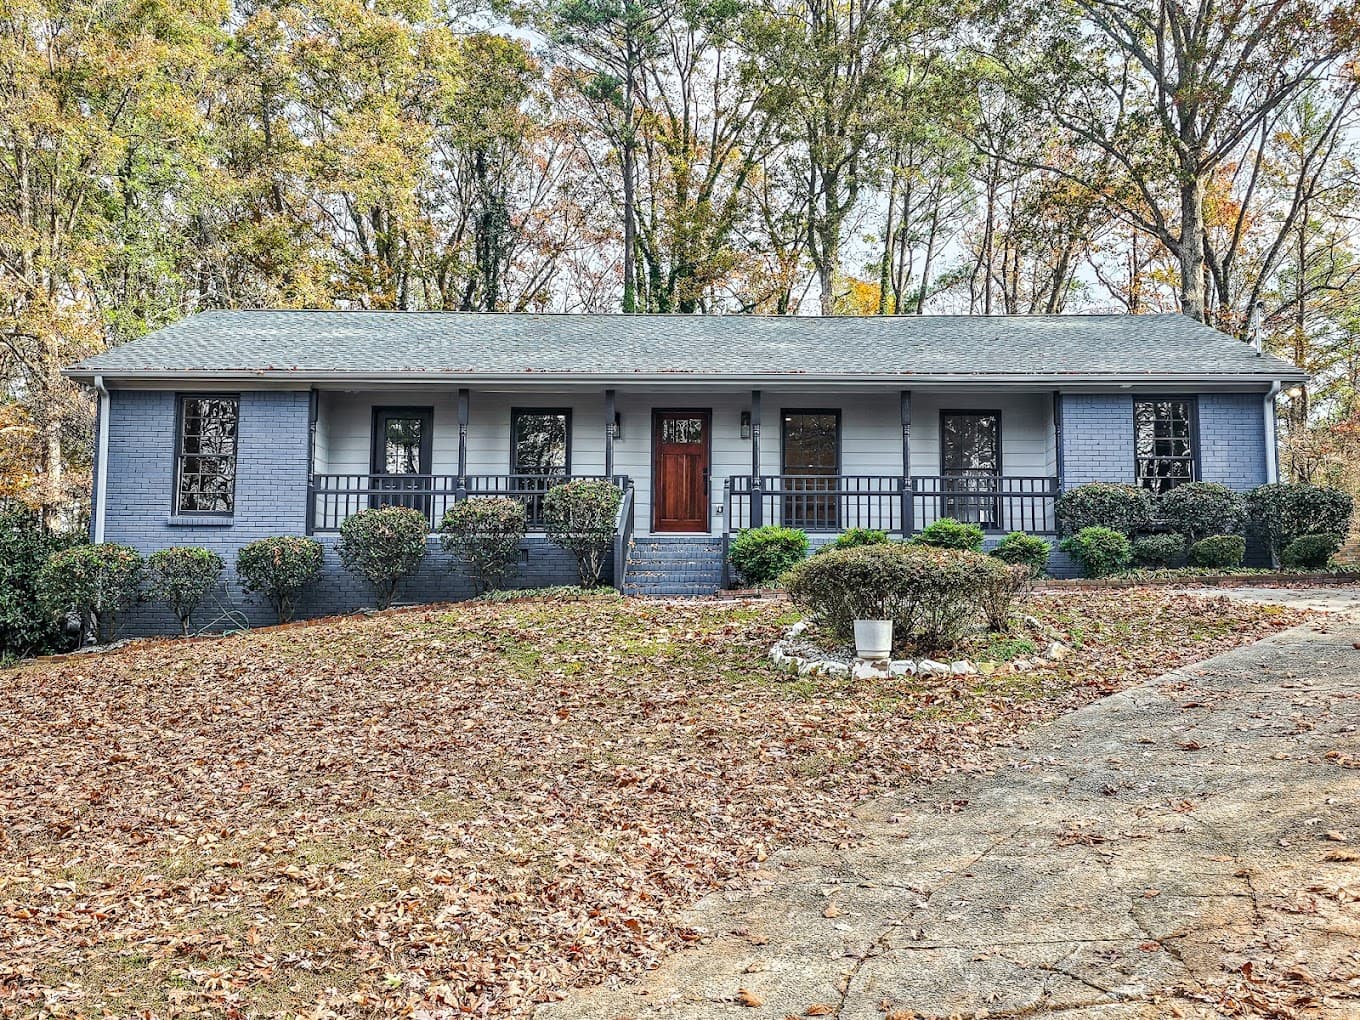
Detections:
512,409,571,525
176,395,239,514
1134,399,1196,493
781,411,840,530
940,411,1000,528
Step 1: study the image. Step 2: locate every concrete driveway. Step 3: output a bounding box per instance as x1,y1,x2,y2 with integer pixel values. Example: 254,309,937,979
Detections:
541,589,1360,1019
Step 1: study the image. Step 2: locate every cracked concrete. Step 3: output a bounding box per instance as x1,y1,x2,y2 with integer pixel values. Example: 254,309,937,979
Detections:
539,589,1360,1019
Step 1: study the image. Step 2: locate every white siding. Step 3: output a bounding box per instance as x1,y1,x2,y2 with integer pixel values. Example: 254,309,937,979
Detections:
314,386,1056,535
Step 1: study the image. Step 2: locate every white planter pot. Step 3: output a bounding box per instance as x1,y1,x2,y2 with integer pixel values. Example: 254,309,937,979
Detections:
853,619,893,660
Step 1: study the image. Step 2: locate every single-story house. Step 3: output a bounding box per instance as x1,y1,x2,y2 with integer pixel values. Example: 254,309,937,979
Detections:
65,311,1304,633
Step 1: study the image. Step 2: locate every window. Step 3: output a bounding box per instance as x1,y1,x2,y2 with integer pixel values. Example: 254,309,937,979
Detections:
781,410,840,529
511,409,571,475
1135,398,1196,493
176,395,239,514
940,411,1001,528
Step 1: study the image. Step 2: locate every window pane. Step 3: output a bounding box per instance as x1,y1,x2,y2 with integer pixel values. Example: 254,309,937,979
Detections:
383,417,425,474
513,411,569,475
782,413,838,473
177,396,238,514
1134,399,1194,493
942,413,1000,474
661,417,706,444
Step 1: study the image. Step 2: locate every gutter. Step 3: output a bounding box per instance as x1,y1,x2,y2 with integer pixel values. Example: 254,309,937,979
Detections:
1264,380,1282,483
92,375,110,543
61,368,1310,388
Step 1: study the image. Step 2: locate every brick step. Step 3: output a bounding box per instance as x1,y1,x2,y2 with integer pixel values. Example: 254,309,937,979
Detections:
624,585,720,597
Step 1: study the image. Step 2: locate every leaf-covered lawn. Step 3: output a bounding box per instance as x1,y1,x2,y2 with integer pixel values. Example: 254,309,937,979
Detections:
0,591,1305,1017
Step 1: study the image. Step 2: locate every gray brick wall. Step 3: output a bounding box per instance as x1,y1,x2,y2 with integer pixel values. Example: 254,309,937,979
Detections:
1196,392,1267,490
1060,394,1136,487
102,388,586,636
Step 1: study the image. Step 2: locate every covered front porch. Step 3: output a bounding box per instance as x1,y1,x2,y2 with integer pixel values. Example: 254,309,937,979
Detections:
303,385,1063,546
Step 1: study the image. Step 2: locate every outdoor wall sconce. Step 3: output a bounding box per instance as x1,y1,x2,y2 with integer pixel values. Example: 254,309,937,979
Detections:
611,412,623,440
740,411,751,440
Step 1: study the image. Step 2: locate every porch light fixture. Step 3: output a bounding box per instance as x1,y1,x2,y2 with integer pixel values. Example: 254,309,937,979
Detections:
740,411,751,440
611,412,623,440
1285,384,1305,399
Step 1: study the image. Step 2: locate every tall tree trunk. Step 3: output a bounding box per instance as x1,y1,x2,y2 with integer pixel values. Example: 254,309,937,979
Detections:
1178,170,1208,321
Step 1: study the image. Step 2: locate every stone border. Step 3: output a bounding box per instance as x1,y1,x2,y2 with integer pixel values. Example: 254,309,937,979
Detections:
769,620,1071,680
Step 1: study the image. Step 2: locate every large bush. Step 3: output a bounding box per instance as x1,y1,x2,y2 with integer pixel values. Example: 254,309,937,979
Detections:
1059,526,1132,578
728,525,808,586
1131,533,1186,569
1157,482,1244,543
145,546,224,636
237,536,324,623
1056,483,1154,536
38,543,144,644
977,562,1032,632
1187,534,1246,570
1246,483,1354,563
338,506,430,608
0,509,81,658
1280,532,1342,571
990,532,1052,576
440,497,527,593
914,517,984,551
781,543,1008,651
542,479,623,587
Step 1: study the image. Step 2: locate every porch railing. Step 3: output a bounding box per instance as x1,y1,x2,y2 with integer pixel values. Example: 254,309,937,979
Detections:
724,473,1058,536
612,482,636,590
308,473,631,533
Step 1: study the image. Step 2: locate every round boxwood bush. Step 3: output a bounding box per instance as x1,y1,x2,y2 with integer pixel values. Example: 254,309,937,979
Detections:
1157,482,1244,543
781,542,1010,651
1245,483,1354,562
1187,534,1246,570
338,506,430,609
990,532,1052,576
1059,526,1132,578
1055,483,1153,536
819,527,890,553
38,543,145,644
914,517,985,552
237,536,324,623
542,480,624,587
729,525,808,587
1131,532,1186,569
145,546,224,636
440,496,527,594
1279,532,1342,571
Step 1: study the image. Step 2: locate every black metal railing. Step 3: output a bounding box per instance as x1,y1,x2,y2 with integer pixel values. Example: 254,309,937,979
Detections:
612,483,636,590
911,474,1058,534
308,473,630,533
724,473,1059,536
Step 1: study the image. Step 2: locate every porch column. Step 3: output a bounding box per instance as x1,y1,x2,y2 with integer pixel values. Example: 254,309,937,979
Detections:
1052,390,1064,490
900,390,913,536
456,388,470,500
604,388,616,479
305,388,318,535
750,389,763,527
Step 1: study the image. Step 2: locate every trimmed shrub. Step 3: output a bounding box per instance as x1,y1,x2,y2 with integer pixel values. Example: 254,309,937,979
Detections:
990,532,1052,576
1055,483,1153,536
978,562,1032,632
1279,532,1342,572
1157,482,1244,543
38,543,144,644
1059,526,1132,578
237,536,324,623
819,527,890,553
1246,483,1354,562
542,479,623,587
781,543,1007,651
1187,534,1246,570
145,547,224,636
1131,533,1186,569
338,506,430,609
440,497,527,593
729,525,809,587
0,509,81,658
914,517,984,552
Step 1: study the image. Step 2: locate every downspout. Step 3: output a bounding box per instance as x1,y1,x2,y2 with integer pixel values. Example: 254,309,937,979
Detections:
92,375,109,543
1264,381,1281,484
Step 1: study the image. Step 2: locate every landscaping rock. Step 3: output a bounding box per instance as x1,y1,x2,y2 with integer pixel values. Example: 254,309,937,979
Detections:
852,658,890,680
917,659,951,676
1044,641,1069,661
888,659,916,676
950,660,977,676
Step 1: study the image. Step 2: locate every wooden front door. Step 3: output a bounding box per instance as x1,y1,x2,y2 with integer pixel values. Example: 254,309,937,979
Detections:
652,410,710,532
